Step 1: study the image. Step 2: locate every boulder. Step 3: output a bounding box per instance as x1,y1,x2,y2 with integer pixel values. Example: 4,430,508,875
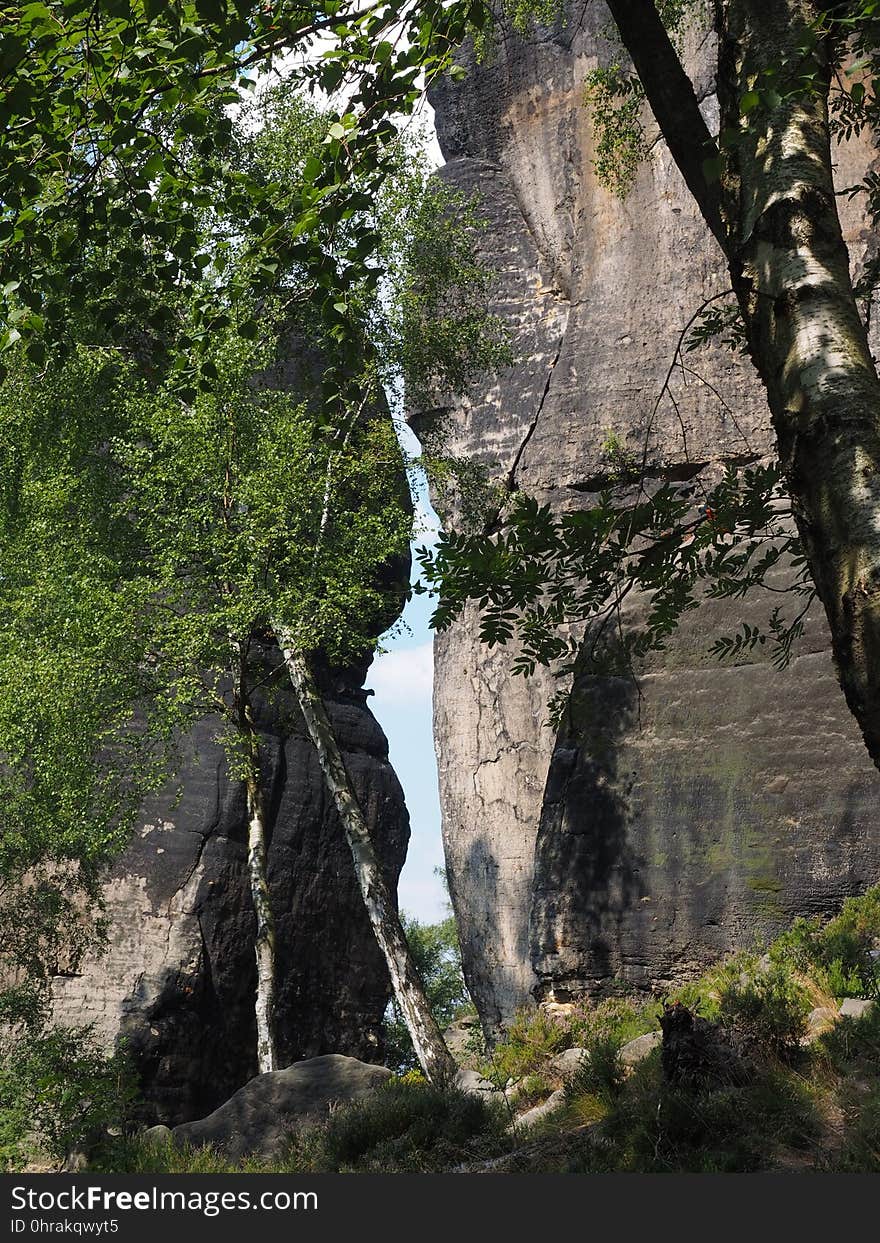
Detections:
48,657,410,1126
512,1088,567,1131
550,1047,589,1079
620,1031,662,1068
840,998,875,1020
171,1054,392,1161
453,1067,498,1097
804,1006,839,1040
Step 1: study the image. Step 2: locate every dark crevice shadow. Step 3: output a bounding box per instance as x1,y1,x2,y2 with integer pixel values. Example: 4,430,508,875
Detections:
530,662,645,1001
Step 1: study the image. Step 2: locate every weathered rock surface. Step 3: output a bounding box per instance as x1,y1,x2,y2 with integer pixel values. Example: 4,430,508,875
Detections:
49,655,409,1126
171,1055,392,1161
443,1012,483,1063
425,3,880,1034
550,1046,589,1079
620,1032,662,1068
512,1087,567,1131
804,1007,839,1042
454,1067,498,1097
839,998,875,1020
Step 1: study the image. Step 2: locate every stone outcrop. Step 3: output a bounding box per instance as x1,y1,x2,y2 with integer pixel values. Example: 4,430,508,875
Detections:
171,1054,392,1161
424,4,880,1034
50,653,408,1126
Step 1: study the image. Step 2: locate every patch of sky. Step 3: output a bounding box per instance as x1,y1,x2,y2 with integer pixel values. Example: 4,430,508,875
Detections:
366,420,448,923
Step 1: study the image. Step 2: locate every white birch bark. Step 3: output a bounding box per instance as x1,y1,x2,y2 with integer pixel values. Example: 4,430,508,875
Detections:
273,625,456,1083
232,634,278,1075
715,0,880,767
244,746,279,1074
611,0,880,770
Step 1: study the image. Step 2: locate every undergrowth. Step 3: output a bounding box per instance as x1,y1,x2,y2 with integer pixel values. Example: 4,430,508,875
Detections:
64,886,880,1173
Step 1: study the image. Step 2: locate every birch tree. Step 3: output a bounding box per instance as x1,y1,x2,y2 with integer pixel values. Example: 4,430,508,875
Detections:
414,2,880,790
592,0,880,770
0,59,506,1079
111,320,419,1075
10,1,880,783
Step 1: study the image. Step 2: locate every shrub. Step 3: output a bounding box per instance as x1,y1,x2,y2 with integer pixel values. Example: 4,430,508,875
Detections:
569,995,658,1049
480,1007,570,1088
321,1080,506,1171
717,959,810,1059
91,1136,245,1174
772,886,880,1000
0,1026,134,1170
567,1034,625,1104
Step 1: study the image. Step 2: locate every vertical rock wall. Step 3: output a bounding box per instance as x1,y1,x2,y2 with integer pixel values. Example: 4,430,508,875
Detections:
50,656,409,1125
426,3,880,1033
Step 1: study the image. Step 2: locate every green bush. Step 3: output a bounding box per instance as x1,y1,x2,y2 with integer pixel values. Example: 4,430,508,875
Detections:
566,1034,625,1106
96,1080,508,1175
91,1136,247,1174
321,1080,506,1171
569,995,659,1048
584,1055,821,1173
717,958,811,1059
772,886,880,999
0,1027,134,1170
480,1007,570,1088
832,1083,880,1171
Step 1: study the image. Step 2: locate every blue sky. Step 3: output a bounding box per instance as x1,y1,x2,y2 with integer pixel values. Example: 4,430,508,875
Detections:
365,428,448,924
363,104,448,926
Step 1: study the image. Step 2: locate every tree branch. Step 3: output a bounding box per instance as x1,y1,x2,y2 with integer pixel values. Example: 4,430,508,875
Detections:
605,0,727,250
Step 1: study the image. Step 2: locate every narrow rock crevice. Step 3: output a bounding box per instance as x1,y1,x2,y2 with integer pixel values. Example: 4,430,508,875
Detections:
505,327,568,495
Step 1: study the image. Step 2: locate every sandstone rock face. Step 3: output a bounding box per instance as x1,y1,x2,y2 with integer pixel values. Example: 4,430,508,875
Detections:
172,1054,392,1161
49,657,409,1126
425,4,880,1033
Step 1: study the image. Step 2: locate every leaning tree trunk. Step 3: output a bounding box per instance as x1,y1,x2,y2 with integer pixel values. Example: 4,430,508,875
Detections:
608,0,880,772
273,625,456,1083
241,721,279,1074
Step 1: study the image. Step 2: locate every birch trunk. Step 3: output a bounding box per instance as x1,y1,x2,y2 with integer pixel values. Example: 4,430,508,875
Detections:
243,731,279,1074
609,0,880,771
273,625,456,1083
714,0,880,767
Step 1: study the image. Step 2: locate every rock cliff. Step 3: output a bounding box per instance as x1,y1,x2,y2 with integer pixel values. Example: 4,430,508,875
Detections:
49,323,411,1126
50,654,409,1126
425,3,880,1034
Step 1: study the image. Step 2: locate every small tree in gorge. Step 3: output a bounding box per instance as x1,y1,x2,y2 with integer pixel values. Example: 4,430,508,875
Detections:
0,73,508,1081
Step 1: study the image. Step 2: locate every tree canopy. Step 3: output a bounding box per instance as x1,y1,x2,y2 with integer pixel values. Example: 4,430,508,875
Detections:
0,64,504,1058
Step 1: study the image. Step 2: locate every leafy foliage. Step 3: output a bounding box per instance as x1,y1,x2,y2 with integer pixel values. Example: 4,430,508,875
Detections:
319,1079,505,1171
88,888,880,1172
0,0,490,399
383,914,471,1073
716,958,811,1060
419,455,812,723
0,1027,135,1171
480,1006,570,1088
0,68,503,1064
583,66,648,197
771,886,880,1000
97,1079,509,1173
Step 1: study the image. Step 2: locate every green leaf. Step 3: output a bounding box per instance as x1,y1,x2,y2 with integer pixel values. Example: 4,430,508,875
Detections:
702,155,723,184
